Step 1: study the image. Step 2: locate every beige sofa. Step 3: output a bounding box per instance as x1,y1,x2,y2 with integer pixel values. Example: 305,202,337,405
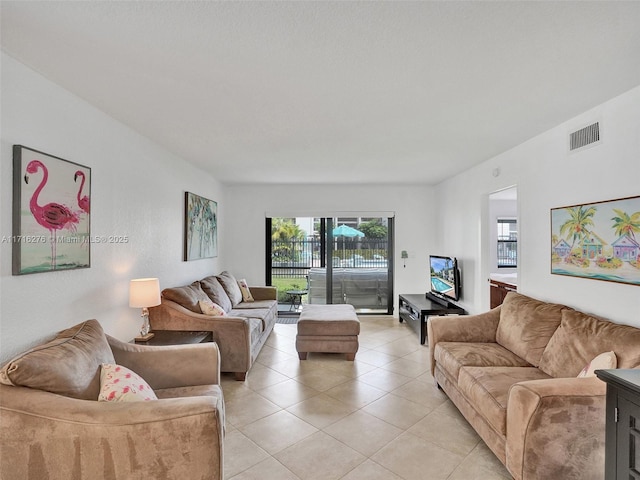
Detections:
149,271,277,380
0,319,225,480
428,292,640,480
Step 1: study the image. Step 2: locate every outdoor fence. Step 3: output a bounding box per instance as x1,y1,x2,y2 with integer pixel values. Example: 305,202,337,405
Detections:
271,237,388,280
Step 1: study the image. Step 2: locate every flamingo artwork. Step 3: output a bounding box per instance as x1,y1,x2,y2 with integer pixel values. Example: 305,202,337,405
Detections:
24,160,79,269
74,170,90,214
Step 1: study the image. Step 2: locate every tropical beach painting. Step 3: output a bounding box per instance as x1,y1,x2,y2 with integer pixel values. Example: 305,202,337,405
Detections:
551,195,640,286
12,145,91,275
184,191,217,261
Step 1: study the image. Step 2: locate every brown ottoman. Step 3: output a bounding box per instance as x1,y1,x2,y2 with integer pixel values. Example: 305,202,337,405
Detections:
296,304,360,360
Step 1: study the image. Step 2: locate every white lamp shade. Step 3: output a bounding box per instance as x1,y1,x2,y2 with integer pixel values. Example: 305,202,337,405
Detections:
129,278,161,308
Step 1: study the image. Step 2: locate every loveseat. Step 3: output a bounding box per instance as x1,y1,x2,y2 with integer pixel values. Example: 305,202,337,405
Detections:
428,291,640,480
149,271,277,380
0,319,225,480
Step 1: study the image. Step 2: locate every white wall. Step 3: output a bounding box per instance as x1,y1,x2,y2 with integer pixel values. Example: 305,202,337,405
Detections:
0,54,224,363
436,86,640,326
223,183,435,310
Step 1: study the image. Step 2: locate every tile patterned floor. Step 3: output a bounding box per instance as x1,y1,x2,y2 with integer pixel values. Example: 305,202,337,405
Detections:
221,316,513,480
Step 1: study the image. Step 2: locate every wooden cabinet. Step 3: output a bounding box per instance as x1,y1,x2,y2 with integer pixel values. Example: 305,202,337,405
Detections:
595,369,640,480
489,279,517,308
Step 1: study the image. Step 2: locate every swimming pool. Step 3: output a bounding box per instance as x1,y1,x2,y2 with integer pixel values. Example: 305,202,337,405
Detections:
431,276,453,293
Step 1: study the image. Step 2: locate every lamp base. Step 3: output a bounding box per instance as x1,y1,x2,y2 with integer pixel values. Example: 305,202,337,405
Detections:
134,332,155,343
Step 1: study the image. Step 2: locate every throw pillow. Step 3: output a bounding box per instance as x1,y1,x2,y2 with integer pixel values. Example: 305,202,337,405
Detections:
0,319,115,400
577,351,617,378
216,271,243,306
238,279,254,302
98,364,157,402
199,299,227,316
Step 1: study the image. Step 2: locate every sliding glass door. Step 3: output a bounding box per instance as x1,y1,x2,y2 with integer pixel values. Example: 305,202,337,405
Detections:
266,215,394,315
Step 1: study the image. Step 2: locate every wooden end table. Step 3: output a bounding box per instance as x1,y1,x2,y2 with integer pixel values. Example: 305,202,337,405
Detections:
133,330,213,345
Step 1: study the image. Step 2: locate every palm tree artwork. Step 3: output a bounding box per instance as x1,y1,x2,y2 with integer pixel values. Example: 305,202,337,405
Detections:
559,205,597,251
551,196,640,285
611,209,640,240
185,192,217,261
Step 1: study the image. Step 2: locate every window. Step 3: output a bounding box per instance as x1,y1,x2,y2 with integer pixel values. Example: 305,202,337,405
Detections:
497,218,517,268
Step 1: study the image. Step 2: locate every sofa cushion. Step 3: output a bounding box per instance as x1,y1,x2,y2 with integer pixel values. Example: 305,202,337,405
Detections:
98,364,157,402
434,342,530,381
539,309,640,378
229,308,272,330
458,366,552,436
155,384,226,435
233,299,277,310
162,281,210,313
216,271,243,306
200,276,233,313
0,319,115,400
495,292,566,367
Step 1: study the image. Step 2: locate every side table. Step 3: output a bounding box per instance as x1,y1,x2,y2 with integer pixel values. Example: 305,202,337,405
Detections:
133,330,213,345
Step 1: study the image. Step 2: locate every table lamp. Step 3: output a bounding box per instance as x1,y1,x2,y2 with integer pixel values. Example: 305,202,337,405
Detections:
129,278,161,342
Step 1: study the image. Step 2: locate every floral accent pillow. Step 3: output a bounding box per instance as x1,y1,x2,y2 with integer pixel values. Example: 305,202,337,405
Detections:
237,279,255,302
98,364,157,402
577,351,617,378
199,299,227,316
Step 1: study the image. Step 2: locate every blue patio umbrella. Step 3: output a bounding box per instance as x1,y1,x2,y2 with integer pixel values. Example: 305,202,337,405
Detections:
332,224,364,238
332,225,364,265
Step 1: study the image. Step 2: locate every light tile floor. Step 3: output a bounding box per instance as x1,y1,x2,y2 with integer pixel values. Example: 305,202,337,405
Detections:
221,316,513,480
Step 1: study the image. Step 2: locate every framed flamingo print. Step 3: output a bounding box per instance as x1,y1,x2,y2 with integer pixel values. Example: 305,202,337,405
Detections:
551,195,640,286
12,145,91,275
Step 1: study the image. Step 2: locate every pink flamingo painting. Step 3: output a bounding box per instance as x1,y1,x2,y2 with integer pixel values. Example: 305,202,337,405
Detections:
24,160,79,269
74,170,90,214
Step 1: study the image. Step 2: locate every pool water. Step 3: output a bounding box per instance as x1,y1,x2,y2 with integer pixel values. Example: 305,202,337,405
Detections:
431,276,453,293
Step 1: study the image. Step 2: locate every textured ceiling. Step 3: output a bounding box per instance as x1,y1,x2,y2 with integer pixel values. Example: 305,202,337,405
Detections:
2,1,640,185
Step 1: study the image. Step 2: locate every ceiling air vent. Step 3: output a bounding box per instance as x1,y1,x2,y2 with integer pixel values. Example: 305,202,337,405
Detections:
569,122,600,151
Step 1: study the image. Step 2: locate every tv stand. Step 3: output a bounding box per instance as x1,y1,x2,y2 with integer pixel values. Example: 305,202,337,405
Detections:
425,292,458,309
399,293,466,344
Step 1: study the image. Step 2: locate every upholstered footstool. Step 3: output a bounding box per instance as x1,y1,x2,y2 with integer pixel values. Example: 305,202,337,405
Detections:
296,304,360,360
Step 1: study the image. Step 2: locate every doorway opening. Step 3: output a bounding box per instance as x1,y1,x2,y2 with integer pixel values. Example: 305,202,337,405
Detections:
488,187,518,308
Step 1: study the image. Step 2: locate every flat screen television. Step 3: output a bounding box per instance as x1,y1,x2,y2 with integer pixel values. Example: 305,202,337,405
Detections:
429,255,461,302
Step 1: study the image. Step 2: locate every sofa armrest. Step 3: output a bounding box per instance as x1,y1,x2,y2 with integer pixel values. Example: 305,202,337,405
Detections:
149,299,252,375
107,335,221,389
506,377,606,480
427,306,501,375
0,384,223,479
249,286,277,301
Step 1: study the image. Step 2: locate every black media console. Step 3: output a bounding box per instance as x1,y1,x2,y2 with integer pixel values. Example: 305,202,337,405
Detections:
398,293,466,345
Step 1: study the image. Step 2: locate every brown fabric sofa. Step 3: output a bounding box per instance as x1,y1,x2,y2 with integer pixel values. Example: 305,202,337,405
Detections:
149,271,277,380
0,319,225,480
428,291,640,480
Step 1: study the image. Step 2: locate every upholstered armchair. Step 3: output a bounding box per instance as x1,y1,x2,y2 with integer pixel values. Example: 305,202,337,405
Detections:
0,320,225,480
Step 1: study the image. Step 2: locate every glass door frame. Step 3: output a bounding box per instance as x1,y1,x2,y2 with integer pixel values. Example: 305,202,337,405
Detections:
266,216,394,315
